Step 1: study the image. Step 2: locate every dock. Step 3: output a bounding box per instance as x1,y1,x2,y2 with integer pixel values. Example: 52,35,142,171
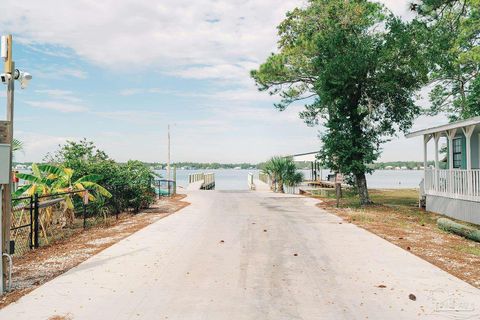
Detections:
248,172,270,191
187,173,215,190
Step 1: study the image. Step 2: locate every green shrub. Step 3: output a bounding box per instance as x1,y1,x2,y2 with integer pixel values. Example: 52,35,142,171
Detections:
44,139,156,215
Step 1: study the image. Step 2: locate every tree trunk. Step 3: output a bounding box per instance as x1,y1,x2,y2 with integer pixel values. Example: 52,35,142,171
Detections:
277,179,285,193
355,173,371,205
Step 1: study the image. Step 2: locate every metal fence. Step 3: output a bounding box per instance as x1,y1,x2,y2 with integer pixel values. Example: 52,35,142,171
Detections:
153,179,176,197
10,190,93,256
10,195,33,255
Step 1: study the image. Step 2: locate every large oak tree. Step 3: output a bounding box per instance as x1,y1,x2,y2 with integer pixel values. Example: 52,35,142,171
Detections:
252,0,429,204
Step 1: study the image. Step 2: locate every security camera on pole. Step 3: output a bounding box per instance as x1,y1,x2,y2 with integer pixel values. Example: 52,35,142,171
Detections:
0,35,32,293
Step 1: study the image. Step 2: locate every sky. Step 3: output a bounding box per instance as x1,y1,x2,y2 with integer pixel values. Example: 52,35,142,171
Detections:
0,0,446,164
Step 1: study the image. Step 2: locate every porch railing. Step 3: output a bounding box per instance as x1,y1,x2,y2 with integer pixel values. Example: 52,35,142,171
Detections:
424,168,480,201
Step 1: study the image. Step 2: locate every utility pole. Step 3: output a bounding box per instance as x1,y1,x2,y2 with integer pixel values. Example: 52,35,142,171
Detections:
0,35,32,293
167,124,171,181
1,35,14,292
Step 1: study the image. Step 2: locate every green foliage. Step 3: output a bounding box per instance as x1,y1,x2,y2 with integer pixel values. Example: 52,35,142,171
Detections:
438,217,480,242
413,0,480,121
12,139,23,152
44,140,156,214
14,163,111,199
252,0,429,204
262,157,304,192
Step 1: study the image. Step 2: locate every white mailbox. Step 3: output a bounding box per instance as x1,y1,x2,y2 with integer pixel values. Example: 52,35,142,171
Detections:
0,144,10,184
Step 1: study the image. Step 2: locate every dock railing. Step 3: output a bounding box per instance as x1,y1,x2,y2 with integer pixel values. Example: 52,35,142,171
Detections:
189,173,205,184
259,172,270,185
248,173,255,190
188,172,215,190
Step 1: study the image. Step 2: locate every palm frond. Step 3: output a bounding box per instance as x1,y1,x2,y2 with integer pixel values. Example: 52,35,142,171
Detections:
37,164,64,176
12,139,24,152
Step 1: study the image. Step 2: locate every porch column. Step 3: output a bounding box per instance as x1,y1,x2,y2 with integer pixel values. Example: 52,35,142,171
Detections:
434,133,440,169
447,129,457,195
434,133,441,192
462,125,475,170
462,125,475,197
423,134,431,191
447,129,457,169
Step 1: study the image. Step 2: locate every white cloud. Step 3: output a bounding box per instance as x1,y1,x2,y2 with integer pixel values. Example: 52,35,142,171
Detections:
5,0,428,163
31,65,88,80
35,89,83,103
92,110,165,124
1,0,300,82
14,131,75,162
119,88,144,96
1,0,415,88
118,88,173,96
25,100,89,113
61,68,88,79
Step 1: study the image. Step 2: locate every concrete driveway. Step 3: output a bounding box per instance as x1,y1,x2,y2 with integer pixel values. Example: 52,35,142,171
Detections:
1,191,479,320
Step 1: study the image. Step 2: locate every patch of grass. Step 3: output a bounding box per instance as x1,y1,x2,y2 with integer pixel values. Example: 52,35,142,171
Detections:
350,212,375,223
313,188,419,208
368,189,419,207
456,245,480,257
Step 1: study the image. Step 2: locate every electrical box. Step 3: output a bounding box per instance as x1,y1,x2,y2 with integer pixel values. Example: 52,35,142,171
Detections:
0,144,11,184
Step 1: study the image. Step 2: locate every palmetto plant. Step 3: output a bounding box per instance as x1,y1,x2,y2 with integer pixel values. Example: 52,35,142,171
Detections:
12,139,24,153
14,164,111,239
262,157,304,193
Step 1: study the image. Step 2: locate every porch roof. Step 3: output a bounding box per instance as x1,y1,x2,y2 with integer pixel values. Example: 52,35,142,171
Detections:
287,151,319,162
406,116,480,138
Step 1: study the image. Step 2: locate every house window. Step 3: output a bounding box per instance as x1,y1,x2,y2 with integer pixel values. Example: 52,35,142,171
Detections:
453,138,462,168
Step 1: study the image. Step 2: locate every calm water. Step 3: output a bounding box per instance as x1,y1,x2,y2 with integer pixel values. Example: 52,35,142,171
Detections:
156,169,424,190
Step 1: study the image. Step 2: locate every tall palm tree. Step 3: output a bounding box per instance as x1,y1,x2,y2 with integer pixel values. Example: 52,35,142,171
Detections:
262,157,304,193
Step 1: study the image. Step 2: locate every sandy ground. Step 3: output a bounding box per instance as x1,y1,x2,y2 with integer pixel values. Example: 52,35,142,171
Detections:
0,190,479,320
0,194,189,309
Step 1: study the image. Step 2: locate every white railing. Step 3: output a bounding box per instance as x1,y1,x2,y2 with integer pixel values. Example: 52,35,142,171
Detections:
189,173,204,184
425,168,480,201
203,173,215,186
247,173,254,190
259,172,270,185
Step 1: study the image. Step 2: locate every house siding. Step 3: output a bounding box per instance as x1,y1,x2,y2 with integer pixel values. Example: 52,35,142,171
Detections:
426,195,480,225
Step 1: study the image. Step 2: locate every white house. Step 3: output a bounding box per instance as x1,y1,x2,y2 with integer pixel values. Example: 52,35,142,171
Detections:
407,116,480,225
